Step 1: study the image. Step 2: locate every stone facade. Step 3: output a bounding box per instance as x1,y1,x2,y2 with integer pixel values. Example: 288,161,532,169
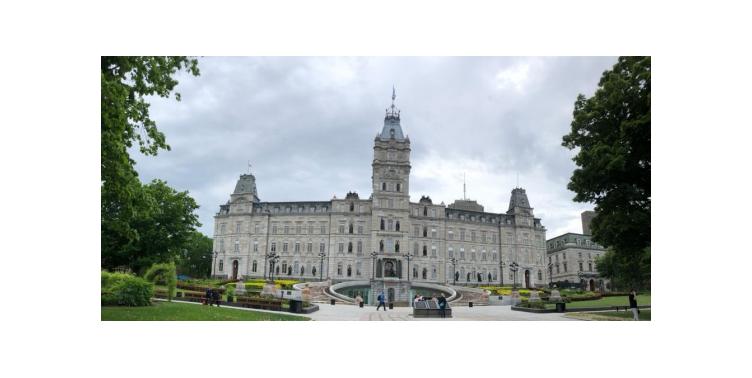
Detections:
545,232,607,291
212,93,549,288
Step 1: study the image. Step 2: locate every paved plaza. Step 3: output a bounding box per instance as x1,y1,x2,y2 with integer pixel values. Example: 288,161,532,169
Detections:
306,303,578,321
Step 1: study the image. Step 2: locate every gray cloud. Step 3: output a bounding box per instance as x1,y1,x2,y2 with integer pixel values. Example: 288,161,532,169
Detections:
132,56,617,238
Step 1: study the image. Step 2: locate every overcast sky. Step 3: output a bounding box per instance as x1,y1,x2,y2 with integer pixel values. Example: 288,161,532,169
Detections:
133,56,617,239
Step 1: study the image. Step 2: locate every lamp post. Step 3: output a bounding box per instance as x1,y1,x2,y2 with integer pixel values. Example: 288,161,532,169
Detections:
406,253,412,282
548,262,554,288
449,257,457,285
510,262,519,290
318,252,326,281
371,251,378,279
212,251,218,278
500,261,505,286
265,252,278,282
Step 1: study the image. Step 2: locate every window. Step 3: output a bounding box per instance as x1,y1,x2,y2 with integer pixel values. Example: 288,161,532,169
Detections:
337,263,343,276
356,262,362,276
413,243,419,254
492,252,497,261
395,241,400,253
563,263,568,272
460,248,465,260
321,225,326,234
431,228,437,238
538,270,542,281
281,261,287,274
348,242,353,254
338,243,344,253
414,226,420,237
253,241,258,252
295,242,300,253
388,199,394,208
448,248,454,258
349,223,353,234
471,231,476,242
588,263,593,271
388,219,393,231
283,243,288,252
320,243,326,253
431,266,437,279
284,225,289,234
431,245,436,257
350,202,354,212
338,224,345,234
579,262,583,271
347,265,352,277
272,225,277,234
357,241,363,254
460,229,465,241
423,227,427,238
396,183,401,192
236,222,242,233
431,208,436,217
254,224,260,234
234,240,239,253
218,260,223,272
380,218,385,230
296,225,301,234
252,260,257,272
448,230,454,240
307,243,313,253
308,224,314,234
358,225,364,234
219,239,225,252
423,207,428,216
380,240,384,252
422,268,427,279
395,221,400,231
382,182,386,191
270,242,276,252
422,245,427,257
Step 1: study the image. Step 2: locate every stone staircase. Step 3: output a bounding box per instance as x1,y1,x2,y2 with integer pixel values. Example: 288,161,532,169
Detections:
449,286,490,306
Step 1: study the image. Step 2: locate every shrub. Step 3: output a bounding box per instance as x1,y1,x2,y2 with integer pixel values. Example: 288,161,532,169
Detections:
101,271,153,306
144,262,177,301
518,301,546,309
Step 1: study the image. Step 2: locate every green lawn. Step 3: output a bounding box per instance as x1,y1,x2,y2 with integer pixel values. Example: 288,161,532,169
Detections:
102,301,310,321
546,294,651,309
567,309,651,321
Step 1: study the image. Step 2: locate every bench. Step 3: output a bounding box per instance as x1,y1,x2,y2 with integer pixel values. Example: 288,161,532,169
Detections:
412,301,452,318
235,296,284,311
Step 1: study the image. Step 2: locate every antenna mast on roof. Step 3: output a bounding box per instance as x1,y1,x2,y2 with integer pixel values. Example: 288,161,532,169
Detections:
248,161,252,175
463,172,466,200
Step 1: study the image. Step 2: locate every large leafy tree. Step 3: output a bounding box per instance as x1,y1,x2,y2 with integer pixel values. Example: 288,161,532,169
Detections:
563,56,650,288
101,57,200,271
176,231,214,278
103,180,201,274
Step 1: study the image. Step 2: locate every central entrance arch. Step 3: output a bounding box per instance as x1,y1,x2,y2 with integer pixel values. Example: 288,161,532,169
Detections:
232,260,239,280
524,270,530,288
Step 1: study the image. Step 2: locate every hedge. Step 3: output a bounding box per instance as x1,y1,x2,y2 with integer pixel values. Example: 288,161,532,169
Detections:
102,271,153,306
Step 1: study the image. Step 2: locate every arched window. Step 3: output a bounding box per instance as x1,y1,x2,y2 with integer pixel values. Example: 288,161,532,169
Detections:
252,260,257,272
422,268,427,279
337,263,343,276
413,266,418,278
466,272,471,281
422,245,427,257
288,266,292,275
423,227,427,238
300,266,305,276
348,242,353,253
380,218,385,230
380,240,384,252
281,261,287,274
395,221,400,231
218,260,224,271
347,265,352,277
488,272,492,281
395,241,400,252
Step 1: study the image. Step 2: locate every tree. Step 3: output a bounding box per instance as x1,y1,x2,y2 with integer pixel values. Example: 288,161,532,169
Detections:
176,232,214,278
103,179,201,274
595,248,651,291
101,57,200,271
562,56,650,287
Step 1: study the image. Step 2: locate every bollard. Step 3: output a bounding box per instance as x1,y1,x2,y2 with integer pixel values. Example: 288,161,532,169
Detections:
388,302,394,310
330,299,335,306
469,301,473,307
359,302,364,308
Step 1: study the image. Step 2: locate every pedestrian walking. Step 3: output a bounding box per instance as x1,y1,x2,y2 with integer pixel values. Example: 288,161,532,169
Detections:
628,289,639,321
376,291,387,311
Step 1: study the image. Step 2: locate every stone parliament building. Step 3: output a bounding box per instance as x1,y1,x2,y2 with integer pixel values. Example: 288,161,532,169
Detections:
212,92,549,288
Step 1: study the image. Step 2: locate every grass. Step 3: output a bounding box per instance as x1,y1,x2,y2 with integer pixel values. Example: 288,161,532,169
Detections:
566,309,651,321
101,301,310,321
546,294,651,309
